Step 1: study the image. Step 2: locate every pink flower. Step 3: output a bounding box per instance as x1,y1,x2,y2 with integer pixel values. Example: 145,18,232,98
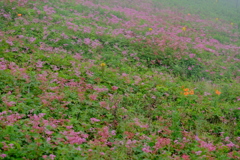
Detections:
225,137,230,142
5,101,16,107
75,146,81,151
99,101,110,110
199,140,216,151
89,94,97,100
100,152,105,155
189,53,196,58
47,137,51,142
111,86,118,91
66,126,73,129
142,146,152,153
204,92,211,96
73,53,83,60
125,140,137,148
90,118,100,123
45,130,53,135
122,73,128,77
49,154,56,160
182,154,190,160
84,38,91,45
0,154,7,158
98,126,110,139
42,155,48,159
154,138,171,150
195,151,202,155
94,87,108,92
226,142,235,148
66,136,86,144
111,130,116,135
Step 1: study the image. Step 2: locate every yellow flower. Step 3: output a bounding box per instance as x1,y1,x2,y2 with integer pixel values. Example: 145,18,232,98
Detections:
149,28,153,31
182,26,187,31
215,90,221,95
216,18,219,21
231,22,234,25
100,63,106,67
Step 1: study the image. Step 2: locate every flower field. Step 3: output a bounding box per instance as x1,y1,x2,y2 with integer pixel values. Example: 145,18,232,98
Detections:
0,0,240,159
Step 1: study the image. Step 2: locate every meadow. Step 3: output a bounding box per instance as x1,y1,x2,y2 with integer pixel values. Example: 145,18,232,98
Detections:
0,0,240,159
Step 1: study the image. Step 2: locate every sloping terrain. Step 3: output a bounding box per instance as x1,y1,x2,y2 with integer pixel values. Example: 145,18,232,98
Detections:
0,0,240,159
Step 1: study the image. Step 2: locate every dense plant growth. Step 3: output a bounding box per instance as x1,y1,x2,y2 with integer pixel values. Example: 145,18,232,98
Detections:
0,0,239,159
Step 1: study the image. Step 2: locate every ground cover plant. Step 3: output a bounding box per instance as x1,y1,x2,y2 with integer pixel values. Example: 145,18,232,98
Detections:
0,0,240,159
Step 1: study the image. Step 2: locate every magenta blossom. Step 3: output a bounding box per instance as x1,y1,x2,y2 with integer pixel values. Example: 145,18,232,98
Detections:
42,155,48,159
111,86,118,91
195,151,202,155
90,118,100,123
0,154,7,158
49,154,56,160
189,53,196,58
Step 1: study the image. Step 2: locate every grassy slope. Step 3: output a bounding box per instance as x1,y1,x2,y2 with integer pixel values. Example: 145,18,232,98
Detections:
154,0,240,23
0,0,240,159
153,0,240,46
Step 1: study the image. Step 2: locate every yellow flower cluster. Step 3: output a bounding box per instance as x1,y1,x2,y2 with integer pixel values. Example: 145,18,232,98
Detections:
100,63,106,67
182,26,187,31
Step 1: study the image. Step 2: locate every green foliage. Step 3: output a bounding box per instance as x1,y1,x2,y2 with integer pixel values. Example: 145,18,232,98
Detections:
0,0,239,159
173,57,206,80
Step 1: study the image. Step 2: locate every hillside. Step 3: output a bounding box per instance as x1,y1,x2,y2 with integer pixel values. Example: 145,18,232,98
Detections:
0,0,240,159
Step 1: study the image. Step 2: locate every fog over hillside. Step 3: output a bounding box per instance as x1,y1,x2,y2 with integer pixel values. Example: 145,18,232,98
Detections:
0,0,239,159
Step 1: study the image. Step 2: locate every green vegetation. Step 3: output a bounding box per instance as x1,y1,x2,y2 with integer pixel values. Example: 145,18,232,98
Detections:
0,0,239,159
